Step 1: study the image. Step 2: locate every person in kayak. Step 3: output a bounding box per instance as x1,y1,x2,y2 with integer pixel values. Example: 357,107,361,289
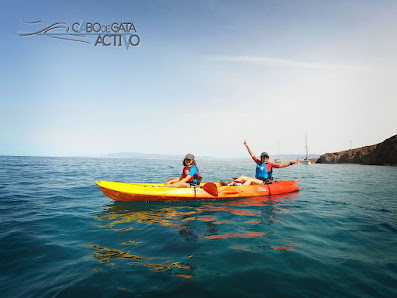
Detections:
165,153,201,187
228,140,301,186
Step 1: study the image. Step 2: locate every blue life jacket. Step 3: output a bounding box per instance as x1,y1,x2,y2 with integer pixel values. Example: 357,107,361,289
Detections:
255,162,272,180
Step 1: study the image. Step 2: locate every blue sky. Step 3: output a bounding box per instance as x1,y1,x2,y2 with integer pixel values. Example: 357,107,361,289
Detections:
1,0,396,157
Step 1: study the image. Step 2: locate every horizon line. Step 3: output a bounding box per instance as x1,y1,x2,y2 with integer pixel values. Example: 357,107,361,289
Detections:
0,153,321,159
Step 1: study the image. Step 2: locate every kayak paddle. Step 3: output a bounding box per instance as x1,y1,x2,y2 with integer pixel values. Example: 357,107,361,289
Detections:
202,182,218,197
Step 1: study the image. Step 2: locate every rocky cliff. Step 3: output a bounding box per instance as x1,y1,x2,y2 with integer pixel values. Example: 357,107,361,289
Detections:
316,135,397,166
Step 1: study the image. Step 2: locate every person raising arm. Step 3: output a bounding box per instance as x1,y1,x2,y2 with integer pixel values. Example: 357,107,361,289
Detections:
229,140,301,186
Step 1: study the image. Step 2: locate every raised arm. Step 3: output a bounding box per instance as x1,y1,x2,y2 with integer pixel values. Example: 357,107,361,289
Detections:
243,140,255,158
278,158,302,168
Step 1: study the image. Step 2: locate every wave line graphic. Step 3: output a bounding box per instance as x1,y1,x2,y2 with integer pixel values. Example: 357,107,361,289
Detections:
18,20,91,44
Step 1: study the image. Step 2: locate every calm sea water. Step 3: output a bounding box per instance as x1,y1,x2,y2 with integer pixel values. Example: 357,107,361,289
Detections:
0,156,396,297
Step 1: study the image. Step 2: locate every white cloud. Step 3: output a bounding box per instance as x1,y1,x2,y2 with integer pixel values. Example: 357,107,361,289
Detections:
208,55,362,71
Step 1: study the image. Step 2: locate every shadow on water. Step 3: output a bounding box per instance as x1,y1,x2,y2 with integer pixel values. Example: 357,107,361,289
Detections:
88,193,299,280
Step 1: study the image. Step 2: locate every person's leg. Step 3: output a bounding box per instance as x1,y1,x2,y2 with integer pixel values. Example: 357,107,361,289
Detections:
242,178,253,185
244,178,264,185
228,175,250,186
228,175,246,186
169,181,192,188
251,179,265,185
165,178,180,185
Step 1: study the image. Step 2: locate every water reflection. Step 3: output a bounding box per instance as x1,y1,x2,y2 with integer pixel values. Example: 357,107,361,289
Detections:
93,193,298,240
88,244,154,263
204,232,271,239
95,193,297,228
88,244,195,279
90,193,298,277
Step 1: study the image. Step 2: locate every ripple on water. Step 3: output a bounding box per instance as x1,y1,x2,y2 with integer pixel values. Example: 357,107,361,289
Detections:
1,157,396,297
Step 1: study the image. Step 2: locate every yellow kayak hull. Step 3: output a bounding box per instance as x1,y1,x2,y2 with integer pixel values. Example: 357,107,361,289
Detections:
96,181,300,202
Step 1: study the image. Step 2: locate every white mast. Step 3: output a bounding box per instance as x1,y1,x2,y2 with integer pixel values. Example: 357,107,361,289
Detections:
305,132,308,160
302,132,311,165
278,139,281,161
274,139,281,163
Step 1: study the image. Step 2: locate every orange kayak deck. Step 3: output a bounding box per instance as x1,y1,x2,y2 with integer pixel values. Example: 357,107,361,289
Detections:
96,181,299,202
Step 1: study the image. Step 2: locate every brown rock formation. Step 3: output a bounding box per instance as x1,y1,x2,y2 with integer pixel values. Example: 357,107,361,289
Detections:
316,135,397,166
308,157,319,163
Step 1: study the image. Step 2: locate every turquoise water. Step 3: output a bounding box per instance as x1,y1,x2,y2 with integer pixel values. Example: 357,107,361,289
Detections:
0,156,396,297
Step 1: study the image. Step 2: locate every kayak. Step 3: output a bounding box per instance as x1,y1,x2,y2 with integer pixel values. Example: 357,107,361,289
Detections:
95,180,299,202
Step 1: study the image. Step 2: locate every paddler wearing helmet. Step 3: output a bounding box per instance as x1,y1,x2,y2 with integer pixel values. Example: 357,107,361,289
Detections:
165,153,201,187
228,140,301,186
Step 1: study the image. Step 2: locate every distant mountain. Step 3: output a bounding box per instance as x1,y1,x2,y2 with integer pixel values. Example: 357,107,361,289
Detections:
104,152,320,161
105,152,183,160
317,135,397,166
104,152,218,160
106,152,145,158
